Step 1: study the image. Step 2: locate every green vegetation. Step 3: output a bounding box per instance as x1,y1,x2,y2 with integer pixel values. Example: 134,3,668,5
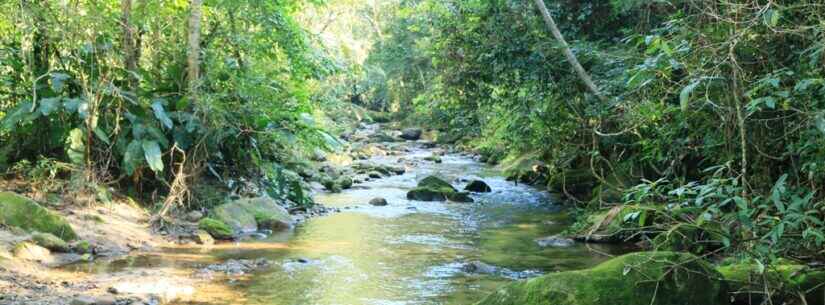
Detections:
31,232,70,252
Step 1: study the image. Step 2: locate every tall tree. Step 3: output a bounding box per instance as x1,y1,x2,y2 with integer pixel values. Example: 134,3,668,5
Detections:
121,0,138,95
532,0,606,102
187,0,203,103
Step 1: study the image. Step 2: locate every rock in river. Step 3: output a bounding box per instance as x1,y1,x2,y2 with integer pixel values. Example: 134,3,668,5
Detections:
400,128,423,140
211,197,292,234
406,176,474,203
464,180,492,193
535,235,574,247
369,197,389,206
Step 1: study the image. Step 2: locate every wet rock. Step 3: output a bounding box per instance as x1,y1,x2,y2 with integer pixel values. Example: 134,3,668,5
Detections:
462,261,499,274
535,235,575,247
406,188,447,201
193,230,215,245
338,176,353,190
407,176,460,202
203,258,272,276
31,232,70,252
368,171,382,179
185,210,204,222
446,192,474,203
400,128,423,140
322,178,342,193
423,155,442,163
464,180,492,193
369,197,389,206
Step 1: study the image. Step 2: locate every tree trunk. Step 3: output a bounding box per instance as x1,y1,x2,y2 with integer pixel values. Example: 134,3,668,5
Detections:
121,0,138,94
187,0,203,103
532,0,606,102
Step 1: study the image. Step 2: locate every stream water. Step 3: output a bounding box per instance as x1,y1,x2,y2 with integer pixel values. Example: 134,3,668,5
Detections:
66,142,630,305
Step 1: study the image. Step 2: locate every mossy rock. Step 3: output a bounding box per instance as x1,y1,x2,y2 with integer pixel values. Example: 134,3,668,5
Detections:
418,176,456,191
465,180,492,193
718,261,825,305
407,187,448,201
337,176,354,189
0,192,78,241
31,232,69,252
446,192,474,203
322,178,342,193
198,218,234,240
211,197,292,233
476,251,726,305
423,155,443,163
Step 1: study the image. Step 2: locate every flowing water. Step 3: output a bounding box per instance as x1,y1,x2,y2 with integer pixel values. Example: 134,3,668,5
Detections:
66,143,630,305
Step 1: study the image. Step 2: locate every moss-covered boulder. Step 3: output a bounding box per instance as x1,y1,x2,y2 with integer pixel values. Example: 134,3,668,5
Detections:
338,176,354,189
407,176,465,202
476,251,726,305
322,178,342,193
0,192,77,241
31,232,70,252
198,218,233,240
419,176,456,191
718,261,825,305
212,197,292,233
446,191,474,203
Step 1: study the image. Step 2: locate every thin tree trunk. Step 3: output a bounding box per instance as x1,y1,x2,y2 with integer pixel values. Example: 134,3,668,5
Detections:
121,0,138,94
187,0,203,103
532,0,606,102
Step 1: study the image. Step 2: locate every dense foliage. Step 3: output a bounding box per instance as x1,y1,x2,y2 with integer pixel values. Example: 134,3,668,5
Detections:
0,0,341,212
366,0,825,264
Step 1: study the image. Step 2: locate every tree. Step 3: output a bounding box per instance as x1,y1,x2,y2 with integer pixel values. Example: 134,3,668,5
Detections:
532,0,606,102
187,0,203,103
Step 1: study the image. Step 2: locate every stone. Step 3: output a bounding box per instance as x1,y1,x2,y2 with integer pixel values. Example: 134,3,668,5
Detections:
406,188,447,201
337,176,353,189
369,197,388,206
406,176,463,202
400,128,423,140
185,210,204,222
368,171,382,179
69,296,116,305
423,155,442,163
0,191,78,241
535,235,575,247
476,252,726,305
462,261,499,274
198,218,234,240
464,180,492,193
718,261,825,305
446,192,474,203
193,230,215,245
13,242,51,262
211,197,293,234
31,232,70,252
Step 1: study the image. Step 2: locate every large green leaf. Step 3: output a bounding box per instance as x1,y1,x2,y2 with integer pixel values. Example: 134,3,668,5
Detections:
142,140,164,173
679,80,701,112
123,140,144,175
151,100,174,129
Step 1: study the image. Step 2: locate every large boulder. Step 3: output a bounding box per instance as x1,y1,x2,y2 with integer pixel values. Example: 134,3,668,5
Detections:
31,232,70,252
0,191,77,241
476,252,726,305
465,180,492,193
400,128,423,140
369,197,388,206
211,197,292,234
407,176,474,203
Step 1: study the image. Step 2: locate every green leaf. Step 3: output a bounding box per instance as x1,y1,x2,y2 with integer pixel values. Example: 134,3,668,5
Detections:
142,140,164,173
151,100,174,129
123,140,144,175
680,81,701,112
51,73,70,93
93,127,111,145
38,98,61,116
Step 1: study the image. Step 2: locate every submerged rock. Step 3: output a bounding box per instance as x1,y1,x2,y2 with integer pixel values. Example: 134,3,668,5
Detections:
535,235,574,248
462,261,499,274
465,180,492,193
476,251,726,305
0,191,77,241
446,192,474,203
369,197,389,206
400,128,423,140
